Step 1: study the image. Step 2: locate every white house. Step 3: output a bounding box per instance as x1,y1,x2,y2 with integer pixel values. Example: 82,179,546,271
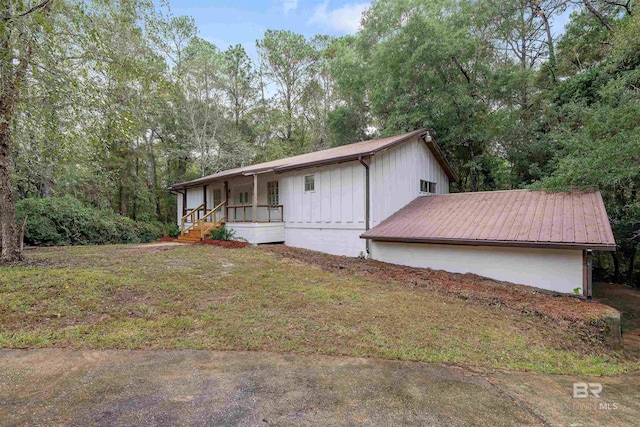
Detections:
170,129,615,297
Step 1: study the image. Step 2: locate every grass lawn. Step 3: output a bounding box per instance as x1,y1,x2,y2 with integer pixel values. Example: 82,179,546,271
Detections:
1,243,638,375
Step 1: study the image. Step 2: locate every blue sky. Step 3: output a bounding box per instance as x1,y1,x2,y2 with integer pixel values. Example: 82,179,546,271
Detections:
166,0,573,59
167,0,370,58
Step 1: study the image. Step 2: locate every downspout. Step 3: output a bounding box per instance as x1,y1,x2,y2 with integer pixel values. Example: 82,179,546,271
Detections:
359,156,370,256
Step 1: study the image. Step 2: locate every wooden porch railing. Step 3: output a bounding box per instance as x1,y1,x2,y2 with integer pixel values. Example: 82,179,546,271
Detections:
180,202,205,235
226,205,284,223
198,201,226,239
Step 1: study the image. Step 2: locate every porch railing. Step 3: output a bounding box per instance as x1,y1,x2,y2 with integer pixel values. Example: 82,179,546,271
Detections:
180,202,205,233
227,205,284,223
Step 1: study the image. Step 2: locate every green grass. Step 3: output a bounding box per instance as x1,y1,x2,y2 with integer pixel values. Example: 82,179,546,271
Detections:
0,244,638,375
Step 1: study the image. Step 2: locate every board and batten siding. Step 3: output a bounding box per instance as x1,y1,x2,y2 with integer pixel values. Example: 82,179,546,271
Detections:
177,184,224,226
279,161,367,256
370,137,450,228
370,241,584,294
177,187,204,226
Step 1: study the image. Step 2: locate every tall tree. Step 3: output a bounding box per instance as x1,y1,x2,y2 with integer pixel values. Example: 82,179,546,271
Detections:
0,0,57,261
257,30,317,155
221,44,256,128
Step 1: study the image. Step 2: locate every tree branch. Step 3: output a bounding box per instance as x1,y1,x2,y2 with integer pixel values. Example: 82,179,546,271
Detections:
602,0,633,16
12,0,54,20
582,0,615,32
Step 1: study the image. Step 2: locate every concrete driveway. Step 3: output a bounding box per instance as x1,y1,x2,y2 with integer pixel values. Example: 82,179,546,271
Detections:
0,350,637,426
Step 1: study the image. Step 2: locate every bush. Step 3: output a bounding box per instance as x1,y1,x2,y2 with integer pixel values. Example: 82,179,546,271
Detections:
167,223,181,238
207,225,236,241
15,196,170,247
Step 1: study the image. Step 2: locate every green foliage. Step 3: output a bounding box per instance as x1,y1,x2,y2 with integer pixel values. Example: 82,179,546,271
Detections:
167,224,180,238
15,196,167,247
207,225,236,241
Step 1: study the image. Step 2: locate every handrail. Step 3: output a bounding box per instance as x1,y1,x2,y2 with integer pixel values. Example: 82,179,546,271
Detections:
226,204,284,223
199,200,226,223
180,202,205,222
180,202,205,236
199,201,227,239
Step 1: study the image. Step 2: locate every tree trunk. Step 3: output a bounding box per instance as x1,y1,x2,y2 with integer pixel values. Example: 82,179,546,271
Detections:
118,181,126,216
0,123,21,262
611,251,620,282
627,245,637,287
468,141,478,192
535,4,556,83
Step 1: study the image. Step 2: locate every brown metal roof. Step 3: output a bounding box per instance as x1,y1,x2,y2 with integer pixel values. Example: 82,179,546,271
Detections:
171,129,458,189
361,190,616,251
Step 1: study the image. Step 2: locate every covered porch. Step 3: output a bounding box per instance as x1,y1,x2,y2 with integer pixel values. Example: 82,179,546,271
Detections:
177,172,284,244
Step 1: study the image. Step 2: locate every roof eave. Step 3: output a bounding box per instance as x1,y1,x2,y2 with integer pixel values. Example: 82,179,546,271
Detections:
422,135,458,182
172,129,432,188
359,235,616,251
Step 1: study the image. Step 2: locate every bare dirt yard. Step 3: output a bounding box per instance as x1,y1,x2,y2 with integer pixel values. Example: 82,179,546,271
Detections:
1,243,638,375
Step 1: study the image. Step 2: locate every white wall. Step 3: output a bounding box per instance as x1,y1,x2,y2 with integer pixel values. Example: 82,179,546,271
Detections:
227,223,285,245
279,162,366,226
285,227,367,257
177,193,183,226
278,161,367,256
370,137,450,227
186,186,204,209
370,241,584,295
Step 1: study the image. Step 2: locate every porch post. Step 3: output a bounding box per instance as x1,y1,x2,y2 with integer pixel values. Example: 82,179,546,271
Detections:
224,180,229,220
203,185,207,211
252,174,258,222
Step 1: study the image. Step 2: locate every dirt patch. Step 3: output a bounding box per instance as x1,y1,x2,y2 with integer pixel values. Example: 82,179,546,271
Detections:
0,257,51,268
261,245,620,346
129,241,187,249
159,236,177,242
197,239,247,249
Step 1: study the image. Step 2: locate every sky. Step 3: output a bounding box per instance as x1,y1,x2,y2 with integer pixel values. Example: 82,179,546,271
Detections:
167,0,370,58
166,0,573,60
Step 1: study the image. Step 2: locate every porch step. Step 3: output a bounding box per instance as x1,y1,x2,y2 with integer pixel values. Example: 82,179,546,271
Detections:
190,222,221,231
179,222,223,242
177,236,201,242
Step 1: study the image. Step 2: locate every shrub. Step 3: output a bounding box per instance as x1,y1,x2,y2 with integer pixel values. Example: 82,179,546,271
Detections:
167,223,181,238
207,225,236,241
15,196,169,247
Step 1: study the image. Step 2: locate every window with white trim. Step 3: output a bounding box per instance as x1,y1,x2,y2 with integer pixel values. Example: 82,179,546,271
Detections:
304,175,315,192
420,179,437,194
267,181,279,205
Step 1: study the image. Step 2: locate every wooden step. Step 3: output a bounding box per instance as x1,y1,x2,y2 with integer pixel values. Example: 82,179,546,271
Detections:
177,236,201,242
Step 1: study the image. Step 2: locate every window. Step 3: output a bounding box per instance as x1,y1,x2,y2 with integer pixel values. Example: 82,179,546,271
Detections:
304,175,315,192
238,191,250,204
420,179,437,194
267,181,279,205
